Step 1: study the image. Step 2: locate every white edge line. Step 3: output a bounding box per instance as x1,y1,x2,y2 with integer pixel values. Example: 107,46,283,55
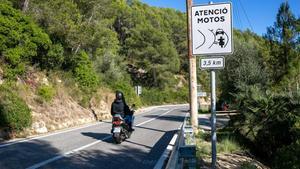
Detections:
26,108,175,169
0,122,103,148
154,134,178,169
0,105,180,148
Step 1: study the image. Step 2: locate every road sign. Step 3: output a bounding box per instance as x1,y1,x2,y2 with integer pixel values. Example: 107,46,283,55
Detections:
192,3,233,55
135,86,142,96
200,56,225,70
197,92,207,97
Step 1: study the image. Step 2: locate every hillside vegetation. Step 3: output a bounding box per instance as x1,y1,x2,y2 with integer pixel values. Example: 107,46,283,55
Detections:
0,0,189,136
217,3,300,169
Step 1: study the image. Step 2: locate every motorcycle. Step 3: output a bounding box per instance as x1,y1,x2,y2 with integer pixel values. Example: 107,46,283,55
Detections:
112,104,135,144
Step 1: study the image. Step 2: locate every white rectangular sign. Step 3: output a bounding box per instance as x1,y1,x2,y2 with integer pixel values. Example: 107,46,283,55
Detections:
200,57,225,70
192,3,233,55
197,92,207,97
135,86,142,95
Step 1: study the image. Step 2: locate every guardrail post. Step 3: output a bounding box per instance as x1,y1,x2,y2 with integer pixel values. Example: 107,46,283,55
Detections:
178,116,197,169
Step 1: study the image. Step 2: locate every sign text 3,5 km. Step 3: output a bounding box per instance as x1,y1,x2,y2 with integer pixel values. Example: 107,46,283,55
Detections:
200,56,225,70
192,3,233,55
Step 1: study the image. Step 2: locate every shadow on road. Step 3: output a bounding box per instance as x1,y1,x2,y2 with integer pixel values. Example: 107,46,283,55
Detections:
0,140,61,169
135,125,166,132
0,109,183,169
125,140,152,149
46,130,178,169
81,132,111,141
180,109,190,113
143,114,185,122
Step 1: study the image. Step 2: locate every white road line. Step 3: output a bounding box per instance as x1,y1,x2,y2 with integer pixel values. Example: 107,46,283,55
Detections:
0,106,170,148
25,108,175,169
135,109,174,127
0,122,103,148
26,135,112,169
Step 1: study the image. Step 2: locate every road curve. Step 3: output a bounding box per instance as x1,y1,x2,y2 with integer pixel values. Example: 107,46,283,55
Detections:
0,105,188,169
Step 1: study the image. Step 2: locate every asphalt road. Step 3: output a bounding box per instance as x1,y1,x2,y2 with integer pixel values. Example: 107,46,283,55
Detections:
0,105,188,169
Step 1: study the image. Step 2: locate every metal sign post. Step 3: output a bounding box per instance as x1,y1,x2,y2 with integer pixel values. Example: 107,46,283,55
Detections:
210,70,217,168
191,2,232,169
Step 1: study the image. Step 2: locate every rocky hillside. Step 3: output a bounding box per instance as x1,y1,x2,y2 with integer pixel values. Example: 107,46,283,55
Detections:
0,68,114,140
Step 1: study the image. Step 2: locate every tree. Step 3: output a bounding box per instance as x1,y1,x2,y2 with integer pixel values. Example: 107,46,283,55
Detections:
0,1,53,74
219,29,269,101
125,23,179,88
265,2,298,83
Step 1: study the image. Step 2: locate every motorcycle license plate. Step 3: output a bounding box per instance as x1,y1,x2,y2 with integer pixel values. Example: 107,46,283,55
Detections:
113,127,121,133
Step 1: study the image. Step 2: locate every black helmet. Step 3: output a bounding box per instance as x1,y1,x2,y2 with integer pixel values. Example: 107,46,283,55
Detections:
116,91,123,100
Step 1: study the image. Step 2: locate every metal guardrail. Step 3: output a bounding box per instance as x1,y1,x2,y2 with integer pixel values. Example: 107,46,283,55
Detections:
165,114,197,169
165,124,184,169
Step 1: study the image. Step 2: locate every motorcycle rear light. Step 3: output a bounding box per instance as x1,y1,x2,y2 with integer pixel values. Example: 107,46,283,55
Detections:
113,121,121,125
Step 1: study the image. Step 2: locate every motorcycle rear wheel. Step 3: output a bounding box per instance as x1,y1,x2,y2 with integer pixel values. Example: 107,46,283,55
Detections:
113,133,122,144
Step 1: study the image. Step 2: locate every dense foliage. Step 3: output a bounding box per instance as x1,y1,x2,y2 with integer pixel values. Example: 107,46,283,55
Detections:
219,2,300,168
1,0,189,102
0,85,32,131
0,0,189,132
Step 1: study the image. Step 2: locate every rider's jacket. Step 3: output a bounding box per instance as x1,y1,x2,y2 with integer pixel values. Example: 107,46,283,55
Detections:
111,99,130,117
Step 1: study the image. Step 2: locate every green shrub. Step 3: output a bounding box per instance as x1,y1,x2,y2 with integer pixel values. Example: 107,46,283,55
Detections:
141,88,164,105
273,140,300,169
218,137,241,153
3,47,23,66
0,1,52,78
74,64,99,89
3,63,26,80
232,86,300,163
72,51,99,91
41,44,64,69
37,85,56,102
141,87,188,105
196,131,211,157
241,162,257,169
110,80,142,107
0,85,32,131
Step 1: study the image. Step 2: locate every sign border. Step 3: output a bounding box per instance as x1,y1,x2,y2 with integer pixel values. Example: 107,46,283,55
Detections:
199,56,225,70
191,2,233,56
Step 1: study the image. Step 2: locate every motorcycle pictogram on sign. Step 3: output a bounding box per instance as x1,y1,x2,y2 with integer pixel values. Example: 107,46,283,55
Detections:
209,28,229,49
195,28,229,50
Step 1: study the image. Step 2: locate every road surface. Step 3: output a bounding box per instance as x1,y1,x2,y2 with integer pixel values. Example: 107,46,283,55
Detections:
0,105,188,169
198,113,231,130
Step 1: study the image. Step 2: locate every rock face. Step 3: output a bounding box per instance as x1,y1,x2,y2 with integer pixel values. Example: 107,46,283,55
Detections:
27,89,114,136
0,70,115,140
90,92,115,121
31,121,48,134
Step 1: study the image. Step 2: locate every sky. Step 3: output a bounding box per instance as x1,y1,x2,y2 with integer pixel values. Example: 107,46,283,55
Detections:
141,0,300,36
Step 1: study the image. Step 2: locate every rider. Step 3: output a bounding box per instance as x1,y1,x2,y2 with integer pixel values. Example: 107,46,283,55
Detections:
111,91,134,131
